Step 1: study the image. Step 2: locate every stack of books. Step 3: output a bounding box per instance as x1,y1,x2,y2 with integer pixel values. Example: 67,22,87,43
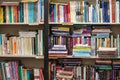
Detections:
97,47,118,57
51,27,70,36
72,27,91,37
95,59,112,69
112,59,120,69
49,45,68,57
92,26,112,38
73,44,91,56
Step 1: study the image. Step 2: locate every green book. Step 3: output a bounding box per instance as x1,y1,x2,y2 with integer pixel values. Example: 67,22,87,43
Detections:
18,66,23,80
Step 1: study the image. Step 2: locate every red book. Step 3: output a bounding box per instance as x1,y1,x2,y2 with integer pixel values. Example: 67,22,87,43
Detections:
64,5,68,22
111,0,115,23
87,37,91,46
40,69,44,80
67,1,71,22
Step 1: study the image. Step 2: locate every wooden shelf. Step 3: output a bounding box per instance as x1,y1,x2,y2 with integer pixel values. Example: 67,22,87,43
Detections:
0,22,44,25
49,55,120,59
49,22,120,25
0,55,44,59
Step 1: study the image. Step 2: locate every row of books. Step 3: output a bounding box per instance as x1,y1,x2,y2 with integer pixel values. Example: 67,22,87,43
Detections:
49,26,120,57
49,0,120,23
0,61,44,80
0,30,43,56
0,0,44,23
49,59,120,80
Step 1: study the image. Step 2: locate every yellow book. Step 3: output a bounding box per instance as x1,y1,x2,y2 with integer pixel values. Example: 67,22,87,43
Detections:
21,0,37,2
58,27,69,31
0,7,3,23
99,38,102,47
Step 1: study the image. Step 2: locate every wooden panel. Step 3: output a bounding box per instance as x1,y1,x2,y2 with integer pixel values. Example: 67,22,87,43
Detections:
0,25,44,35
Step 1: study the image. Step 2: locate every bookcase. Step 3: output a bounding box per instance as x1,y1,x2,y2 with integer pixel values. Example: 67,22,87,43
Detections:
48,0,120,80
0,0,45,80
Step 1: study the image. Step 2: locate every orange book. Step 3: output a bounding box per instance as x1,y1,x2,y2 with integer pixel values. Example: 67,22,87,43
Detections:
12,37,17,55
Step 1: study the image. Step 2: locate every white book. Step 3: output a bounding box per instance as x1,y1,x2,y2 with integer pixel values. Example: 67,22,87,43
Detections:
34,68,40,80
59,36,62,45
21,38,25,55
116,1,119,23
28,37,33,55
40,30,43,55
77,66,81,79
5,63,10,80
70,1,76,23
91,37,96,56
75,1,80,22
83,66,86,80
38,0,41,22
98,47,117,51
17,37,21,55
38,30,43,56
89,5,93,22
95,72,99,80
96,0,100,22
59,5,64,23
48,50,68,53
6,6,10,23
82,1,85,22
24,2,28,23
109,0,112,23
19,31,37,37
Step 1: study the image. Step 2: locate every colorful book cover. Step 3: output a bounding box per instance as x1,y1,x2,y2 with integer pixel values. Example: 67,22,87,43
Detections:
28,2,34,23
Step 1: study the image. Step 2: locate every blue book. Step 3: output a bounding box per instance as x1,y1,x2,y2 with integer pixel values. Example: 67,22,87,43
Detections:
0,34,2,45
93,8,97,22
19,3,24,22
102,0,105,22
93,33,110,38
40,0,44,21
54,4,56,22
27,70,31,80
28,2,34,23
105,2,110,22
84,1,87,22
93,8,96,22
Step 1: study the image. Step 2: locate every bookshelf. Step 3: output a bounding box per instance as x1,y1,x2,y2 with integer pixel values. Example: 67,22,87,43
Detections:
0,0,45,80
48,0,120,79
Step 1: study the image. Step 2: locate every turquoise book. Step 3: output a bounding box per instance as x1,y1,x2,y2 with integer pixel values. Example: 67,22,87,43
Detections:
28,2,34,23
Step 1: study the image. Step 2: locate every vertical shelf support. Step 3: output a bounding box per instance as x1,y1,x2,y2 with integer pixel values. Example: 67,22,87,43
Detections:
44,0,49,80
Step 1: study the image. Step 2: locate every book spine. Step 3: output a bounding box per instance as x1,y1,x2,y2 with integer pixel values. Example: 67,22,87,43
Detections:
67,2,71,22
